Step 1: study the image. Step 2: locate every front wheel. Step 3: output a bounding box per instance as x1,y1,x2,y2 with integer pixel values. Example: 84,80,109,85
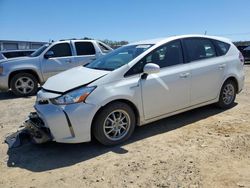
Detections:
217,80,236,109
93,102,136,146
10,73,38,97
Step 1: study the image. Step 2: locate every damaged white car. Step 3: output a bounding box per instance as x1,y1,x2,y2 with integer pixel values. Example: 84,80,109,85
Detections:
21,35,244,146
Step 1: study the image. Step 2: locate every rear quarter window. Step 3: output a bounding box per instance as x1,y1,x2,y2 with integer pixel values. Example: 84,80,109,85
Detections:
213,40,230,56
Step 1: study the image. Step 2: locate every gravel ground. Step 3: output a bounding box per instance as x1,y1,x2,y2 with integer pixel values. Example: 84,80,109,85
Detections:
0,65,250,188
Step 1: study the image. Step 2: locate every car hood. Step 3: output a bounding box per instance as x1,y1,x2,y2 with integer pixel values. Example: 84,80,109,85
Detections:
0,56,32,64
42,66,110,93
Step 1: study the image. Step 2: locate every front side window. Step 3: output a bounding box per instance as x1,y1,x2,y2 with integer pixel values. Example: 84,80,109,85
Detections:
75,42,95,55
125,40,183,76
184,38,216,62
86,44,152,71
47,43,72,58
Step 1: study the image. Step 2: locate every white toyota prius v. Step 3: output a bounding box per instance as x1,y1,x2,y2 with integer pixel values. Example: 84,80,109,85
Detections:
24,35,245,146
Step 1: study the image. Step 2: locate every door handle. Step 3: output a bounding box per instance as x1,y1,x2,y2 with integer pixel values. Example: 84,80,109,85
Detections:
219,64,226,69
179,72,190,78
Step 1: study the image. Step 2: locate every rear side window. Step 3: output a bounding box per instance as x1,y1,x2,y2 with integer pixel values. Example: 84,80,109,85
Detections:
48,43,72,57
75,42,96,55
184,38,216,62
213,40,230,56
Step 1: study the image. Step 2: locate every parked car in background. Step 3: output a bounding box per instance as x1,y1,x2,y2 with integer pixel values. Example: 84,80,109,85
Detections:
27,35,244,146
236,45,248,53
0,49,35,60
0,39,112,96
243,46,250,62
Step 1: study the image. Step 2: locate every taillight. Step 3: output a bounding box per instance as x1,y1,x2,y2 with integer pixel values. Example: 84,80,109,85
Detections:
239,52,245,63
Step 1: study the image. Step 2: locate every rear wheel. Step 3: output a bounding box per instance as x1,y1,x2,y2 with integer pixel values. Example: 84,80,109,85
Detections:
217,80,236,109
10,73,38,97
93,102,136,146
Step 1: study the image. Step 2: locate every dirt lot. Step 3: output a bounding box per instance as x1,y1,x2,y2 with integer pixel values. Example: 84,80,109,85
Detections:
0,66,250,188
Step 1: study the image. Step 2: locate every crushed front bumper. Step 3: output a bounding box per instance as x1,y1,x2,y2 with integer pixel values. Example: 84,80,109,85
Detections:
34,102,98,143
23,112,53,144
5,112,52,148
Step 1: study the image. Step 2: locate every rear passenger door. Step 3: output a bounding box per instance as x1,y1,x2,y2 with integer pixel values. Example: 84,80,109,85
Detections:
73,42,97,66
183,38,226,106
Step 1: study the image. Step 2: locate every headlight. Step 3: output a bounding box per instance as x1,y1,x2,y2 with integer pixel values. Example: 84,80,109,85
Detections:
51,86,96,105
0,66,3,74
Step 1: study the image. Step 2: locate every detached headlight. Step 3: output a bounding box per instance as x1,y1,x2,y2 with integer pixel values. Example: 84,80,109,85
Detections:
51,86,96,105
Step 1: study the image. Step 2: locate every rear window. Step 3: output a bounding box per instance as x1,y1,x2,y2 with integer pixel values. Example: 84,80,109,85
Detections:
75,42,96,55
213,40,230,56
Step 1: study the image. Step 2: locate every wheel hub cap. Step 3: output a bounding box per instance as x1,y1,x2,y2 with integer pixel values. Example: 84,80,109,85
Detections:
15,77,34,94
222,84,235,105
103,110,131,141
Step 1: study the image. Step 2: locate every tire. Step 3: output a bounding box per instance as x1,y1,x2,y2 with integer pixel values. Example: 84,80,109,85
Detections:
93,102,136,146
217,79,236,109
10,72,38,97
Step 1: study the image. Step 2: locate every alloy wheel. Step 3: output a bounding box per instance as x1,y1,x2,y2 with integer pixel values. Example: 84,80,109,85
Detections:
103,110,131,141
15,76,35,95
222,83,235,105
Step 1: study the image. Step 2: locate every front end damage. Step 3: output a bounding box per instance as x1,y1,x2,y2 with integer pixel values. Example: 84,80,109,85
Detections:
24,112,52,144
5,112,52,148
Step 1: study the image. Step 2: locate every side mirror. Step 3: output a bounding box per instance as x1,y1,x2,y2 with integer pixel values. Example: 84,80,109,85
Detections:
143,63,160,75
44,51,54,59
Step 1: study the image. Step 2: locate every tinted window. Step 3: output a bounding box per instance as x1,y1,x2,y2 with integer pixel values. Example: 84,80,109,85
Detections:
213,40,230,56
3,52,19,58
22,51,34,56
2,51,32,58
48,43,72,58
184,38,216,62
98,42,111,53
125,40,183,76
75,42,95,55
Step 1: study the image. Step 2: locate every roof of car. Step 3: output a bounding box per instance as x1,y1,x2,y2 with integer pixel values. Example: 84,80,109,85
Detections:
130,34,232,46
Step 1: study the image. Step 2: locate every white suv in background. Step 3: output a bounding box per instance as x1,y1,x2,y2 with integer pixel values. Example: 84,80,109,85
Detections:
27,35,244,146
0,39,112,96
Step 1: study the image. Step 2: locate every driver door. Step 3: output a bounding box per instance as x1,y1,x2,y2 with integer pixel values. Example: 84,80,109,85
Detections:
42,42,75,80
140,40,191,119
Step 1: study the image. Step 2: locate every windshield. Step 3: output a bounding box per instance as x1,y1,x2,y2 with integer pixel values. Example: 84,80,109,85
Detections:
29,44,50,57
86,44,153,71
